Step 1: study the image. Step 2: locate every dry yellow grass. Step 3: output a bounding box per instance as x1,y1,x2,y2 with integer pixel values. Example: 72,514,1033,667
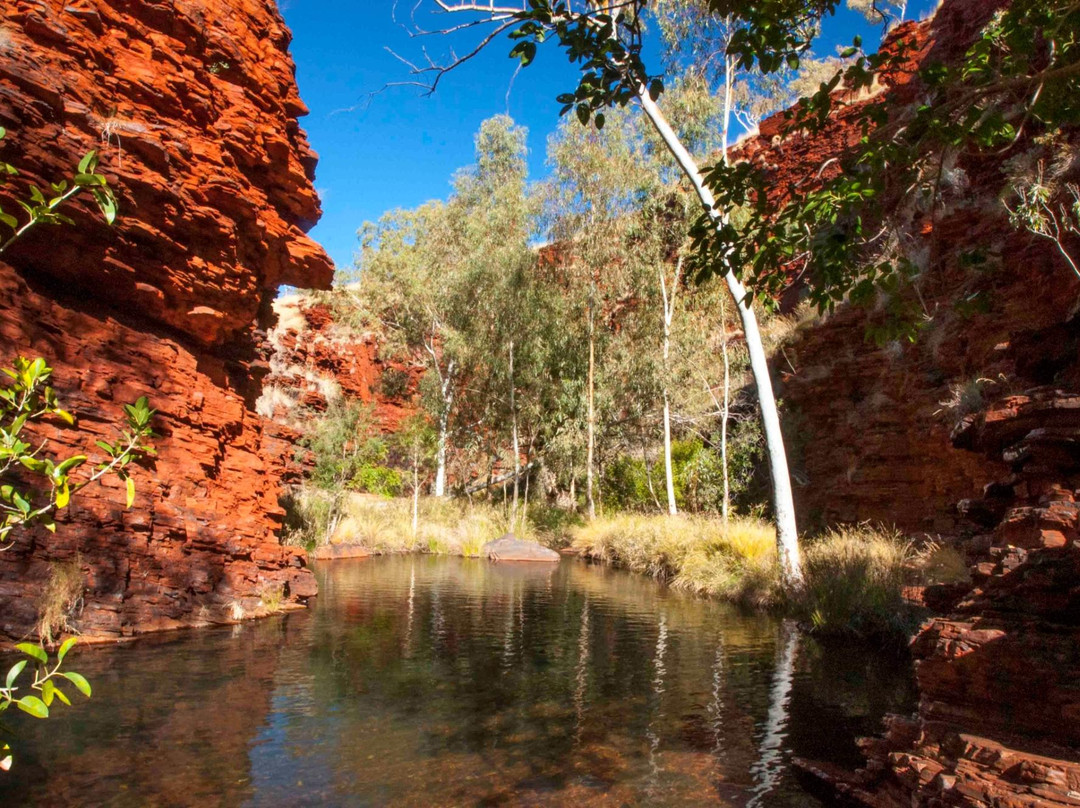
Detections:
298,490,535,557
573,515,933,640
571,513,779,606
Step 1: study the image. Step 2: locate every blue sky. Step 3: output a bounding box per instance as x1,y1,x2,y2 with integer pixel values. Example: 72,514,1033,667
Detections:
280,1,937,274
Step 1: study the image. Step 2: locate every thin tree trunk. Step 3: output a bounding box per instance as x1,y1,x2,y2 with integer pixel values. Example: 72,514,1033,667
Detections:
522,465,530,528
434,396,450,497
412,451,420,535
720,293,731,528
586,304,596,521
642,438,662,512
427,341,455,498
660,259,682,516
510,340,520,530
637,87,803,586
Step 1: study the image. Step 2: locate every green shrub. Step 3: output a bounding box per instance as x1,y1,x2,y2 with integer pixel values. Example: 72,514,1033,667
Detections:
303,400,386,491
353,464,403,497
526,504,585,546
600,433,766,515
378,367,411,399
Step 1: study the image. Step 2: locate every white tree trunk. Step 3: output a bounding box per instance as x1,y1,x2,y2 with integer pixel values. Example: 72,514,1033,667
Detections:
637,87,803,586
510,340,520,530
720,293,732,527
433,361,455,498
586,306,597,521
660,260,682,516
412,452,420,535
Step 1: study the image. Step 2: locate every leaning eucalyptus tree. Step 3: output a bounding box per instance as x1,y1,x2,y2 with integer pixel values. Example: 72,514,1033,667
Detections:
401,0,808,583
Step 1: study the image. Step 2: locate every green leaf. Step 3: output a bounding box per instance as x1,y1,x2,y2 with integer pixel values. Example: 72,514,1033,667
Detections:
53,408,74,425
55,455,87,476
15,643,47,664
53,687,70,706
18,456,46,473
57,636,77,664
16,695,48,719
125,476,135,509
12,492,30,515
41,679,55,707
78,150,99,174
5,659,26,689
62,671,91,698
91,189,117,225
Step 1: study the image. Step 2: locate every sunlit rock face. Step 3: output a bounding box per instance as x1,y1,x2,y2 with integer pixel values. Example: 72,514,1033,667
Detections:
260,295,422,434
0,0,333,638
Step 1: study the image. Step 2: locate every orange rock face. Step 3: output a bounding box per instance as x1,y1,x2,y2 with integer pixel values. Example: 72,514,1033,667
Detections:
0,0,333,638
262,295,421,434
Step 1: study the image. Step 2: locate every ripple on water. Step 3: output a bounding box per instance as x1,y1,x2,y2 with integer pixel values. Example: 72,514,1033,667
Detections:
0,555,915,807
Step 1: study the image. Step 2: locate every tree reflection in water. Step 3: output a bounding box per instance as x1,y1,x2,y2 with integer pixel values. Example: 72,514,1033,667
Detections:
0,557,913,807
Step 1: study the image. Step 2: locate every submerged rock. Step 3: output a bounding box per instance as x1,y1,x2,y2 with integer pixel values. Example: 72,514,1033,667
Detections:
482,534,560,563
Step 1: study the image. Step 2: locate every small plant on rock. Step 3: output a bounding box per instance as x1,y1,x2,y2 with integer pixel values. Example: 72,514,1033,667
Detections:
0,126,152,769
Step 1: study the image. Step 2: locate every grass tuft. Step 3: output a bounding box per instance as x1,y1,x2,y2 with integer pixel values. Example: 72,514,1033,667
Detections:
793,524,918,642
287,487,541,557
572,513,779,606
37,556,84,645
573,515,941,642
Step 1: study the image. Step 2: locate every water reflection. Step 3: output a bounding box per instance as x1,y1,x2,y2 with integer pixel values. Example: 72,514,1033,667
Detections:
0,556,915,806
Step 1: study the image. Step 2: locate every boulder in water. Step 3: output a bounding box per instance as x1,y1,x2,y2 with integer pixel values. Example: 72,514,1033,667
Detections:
312,543,372,560
482,534,560,563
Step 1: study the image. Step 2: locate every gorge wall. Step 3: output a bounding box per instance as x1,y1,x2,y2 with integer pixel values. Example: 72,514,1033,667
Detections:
0,0,334,639
735,0,1080,805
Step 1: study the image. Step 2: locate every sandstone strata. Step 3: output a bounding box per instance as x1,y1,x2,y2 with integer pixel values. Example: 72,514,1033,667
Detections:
0,0,333,638
744,0,1080,803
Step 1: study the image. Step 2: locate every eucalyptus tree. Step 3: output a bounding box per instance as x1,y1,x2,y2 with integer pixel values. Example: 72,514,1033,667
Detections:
401,0,806,584
355,115,540,499
543,108,660,519
354,200,462,496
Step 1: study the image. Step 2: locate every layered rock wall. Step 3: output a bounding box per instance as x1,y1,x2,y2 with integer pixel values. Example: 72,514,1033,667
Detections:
744,0,1077,534
0,0,333,638
746,0,1080,804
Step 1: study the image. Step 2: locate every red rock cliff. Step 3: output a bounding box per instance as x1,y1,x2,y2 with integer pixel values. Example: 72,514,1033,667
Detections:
0,0,334,638
739,0,1080,804
734,0,1077,535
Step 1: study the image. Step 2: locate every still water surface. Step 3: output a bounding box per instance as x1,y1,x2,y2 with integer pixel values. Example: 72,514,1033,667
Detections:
0,557,915,806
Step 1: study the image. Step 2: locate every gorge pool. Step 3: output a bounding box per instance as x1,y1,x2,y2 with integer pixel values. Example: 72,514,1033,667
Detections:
0,557,915,806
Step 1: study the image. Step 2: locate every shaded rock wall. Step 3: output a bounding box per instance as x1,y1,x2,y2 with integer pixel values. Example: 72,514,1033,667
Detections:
745,0,1080,804
0,0,333,638
808,385,1080,807
737,0,1078,534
